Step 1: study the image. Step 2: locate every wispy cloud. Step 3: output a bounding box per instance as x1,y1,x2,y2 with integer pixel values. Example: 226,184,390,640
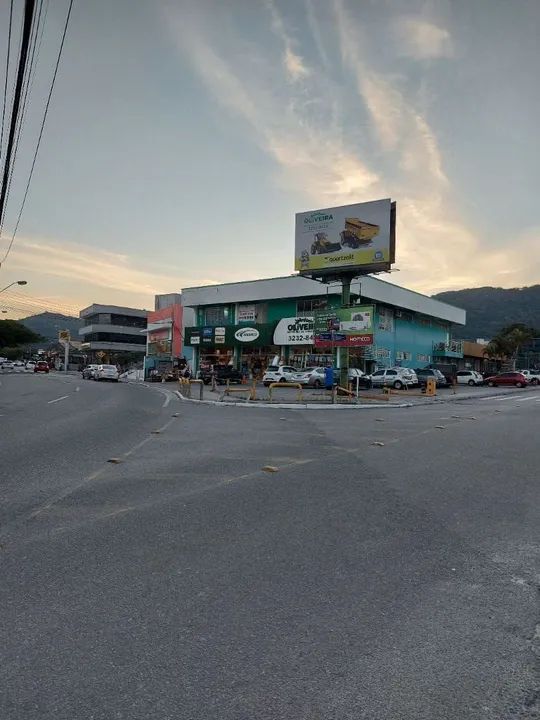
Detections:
283,47,310,81
394,18,453,60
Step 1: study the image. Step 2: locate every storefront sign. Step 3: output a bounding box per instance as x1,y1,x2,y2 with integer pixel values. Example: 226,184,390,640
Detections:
237,304,256,322
313,305,374,348
234,327,260,342
185,324,275,347
273,316,314,345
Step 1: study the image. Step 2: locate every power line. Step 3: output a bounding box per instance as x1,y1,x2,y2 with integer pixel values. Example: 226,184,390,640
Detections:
0,0,74,267
0,0,47,234
0,0,15,161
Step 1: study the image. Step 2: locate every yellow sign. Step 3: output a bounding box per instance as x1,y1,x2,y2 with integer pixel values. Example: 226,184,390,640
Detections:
58,329,70,343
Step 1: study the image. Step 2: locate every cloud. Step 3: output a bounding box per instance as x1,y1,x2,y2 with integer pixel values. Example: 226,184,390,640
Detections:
166,4,379,206
283,47,310,81
3,235,222,316
394,18,453,60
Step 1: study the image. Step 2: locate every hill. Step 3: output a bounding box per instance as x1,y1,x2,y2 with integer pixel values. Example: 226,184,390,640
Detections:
20,312,82,341
433,285,540,340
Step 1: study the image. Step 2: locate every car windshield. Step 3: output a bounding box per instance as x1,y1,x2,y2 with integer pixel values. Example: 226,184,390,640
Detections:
266,365,279,372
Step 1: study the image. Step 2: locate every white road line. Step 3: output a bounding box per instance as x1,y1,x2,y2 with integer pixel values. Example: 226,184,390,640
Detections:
47,395,69,404
515,396,538,402
162,394,171,408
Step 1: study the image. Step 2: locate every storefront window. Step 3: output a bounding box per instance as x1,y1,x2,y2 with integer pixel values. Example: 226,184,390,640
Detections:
297,297,328,314
204,306,230,325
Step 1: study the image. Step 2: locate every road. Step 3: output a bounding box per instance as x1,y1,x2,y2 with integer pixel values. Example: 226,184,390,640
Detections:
1,373,539,719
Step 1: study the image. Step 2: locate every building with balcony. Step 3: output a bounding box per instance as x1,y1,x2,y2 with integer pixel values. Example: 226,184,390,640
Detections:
79,304,148,362
181,275,466,373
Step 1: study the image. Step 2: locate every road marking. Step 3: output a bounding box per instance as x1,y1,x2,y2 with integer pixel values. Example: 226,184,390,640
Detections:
515,396,538,402
162,394,171,408
47,395,69,404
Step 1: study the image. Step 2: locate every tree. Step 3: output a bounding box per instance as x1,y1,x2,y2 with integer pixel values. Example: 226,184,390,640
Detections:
0,320,42,348
486,323,538,368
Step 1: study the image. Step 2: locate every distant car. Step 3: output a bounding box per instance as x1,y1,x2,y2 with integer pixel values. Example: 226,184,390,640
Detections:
415,367,450,388
485,371,528,388
82,364,98,380
94,364,119,382
455,369,484,386
518,369,540,386
368,367,418,390
25,360,36,372
34,361,50,374
347,368,373,388
292,367,330,388
262,365,298,387
1,360,15,371
200,365,242,385
12,360,25,371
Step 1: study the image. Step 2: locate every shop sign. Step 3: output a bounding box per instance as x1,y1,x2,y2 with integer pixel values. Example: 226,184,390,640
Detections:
273,316,314,345
313,305,374,348
234,327,260,342
237,304,256,322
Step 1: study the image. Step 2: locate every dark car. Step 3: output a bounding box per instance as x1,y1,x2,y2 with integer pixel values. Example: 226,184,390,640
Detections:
200,365,243,385
34,360,50,374
415,367,449,388
485,371,528,388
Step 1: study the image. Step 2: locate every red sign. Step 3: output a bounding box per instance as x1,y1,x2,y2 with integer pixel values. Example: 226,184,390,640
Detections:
314,334,373,348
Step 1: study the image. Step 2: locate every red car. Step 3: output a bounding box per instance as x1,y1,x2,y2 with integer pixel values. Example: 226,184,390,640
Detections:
485,371,528,388
34,360,50,374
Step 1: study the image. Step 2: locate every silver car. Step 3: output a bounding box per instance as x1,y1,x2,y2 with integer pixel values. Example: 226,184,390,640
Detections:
368,367,418,389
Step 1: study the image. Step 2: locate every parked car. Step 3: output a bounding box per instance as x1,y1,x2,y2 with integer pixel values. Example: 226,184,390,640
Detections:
12,360,25,371
82,364,98,380
25,360,36,371
518,369,540,386
34,360,50,374
415,367,449,388
368,367,418,390
484,371,528,388
1,360,15,371
347,368,373,388
263,365,298,386
94,364,119,382
455,369,484,386
200,365,242,385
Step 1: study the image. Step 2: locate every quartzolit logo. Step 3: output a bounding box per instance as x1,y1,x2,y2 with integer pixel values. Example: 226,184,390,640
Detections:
234,327,260,342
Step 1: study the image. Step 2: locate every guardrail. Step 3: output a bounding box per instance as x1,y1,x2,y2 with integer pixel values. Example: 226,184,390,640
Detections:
268,382,304,403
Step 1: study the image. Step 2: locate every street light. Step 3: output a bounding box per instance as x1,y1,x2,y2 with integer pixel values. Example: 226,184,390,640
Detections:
0,280,27,293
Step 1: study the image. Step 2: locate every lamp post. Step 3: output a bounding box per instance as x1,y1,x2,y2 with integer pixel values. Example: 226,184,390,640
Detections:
0,279,27,293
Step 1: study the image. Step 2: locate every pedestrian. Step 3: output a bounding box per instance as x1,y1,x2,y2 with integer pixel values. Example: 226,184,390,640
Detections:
324,364,334,391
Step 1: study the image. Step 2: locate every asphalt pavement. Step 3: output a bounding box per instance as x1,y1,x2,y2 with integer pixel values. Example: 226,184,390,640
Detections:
1,374,539,719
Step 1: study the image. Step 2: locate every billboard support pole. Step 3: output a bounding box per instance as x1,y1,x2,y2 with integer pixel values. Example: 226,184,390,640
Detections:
339,274,352,388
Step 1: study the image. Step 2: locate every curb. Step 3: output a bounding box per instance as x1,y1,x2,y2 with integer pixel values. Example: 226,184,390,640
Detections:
174,390,413,410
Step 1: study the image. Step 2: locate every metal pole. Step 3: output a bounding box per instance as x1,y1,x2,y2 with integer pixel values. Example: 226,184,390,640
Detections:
340,275,352,388
64,342,69,373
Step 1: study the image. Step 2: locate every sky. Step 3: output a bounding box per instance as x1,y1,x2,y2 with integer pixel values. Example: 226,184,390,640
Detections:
0,0,539,319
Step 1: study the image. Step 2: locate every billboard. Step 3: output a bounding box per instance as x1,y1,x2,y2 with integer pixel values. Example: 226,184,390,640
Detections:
273,316,314,346
313,305,374,348
295,198,395,276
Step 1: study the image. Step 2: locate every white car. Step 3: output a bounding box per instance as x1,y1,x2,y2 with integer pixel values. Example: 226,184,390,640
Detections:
94,364,119,382
262,364,298,387
368,367,418,389
25,361,36,372
1,360,15,371
456,369,484,386
518,369,540,386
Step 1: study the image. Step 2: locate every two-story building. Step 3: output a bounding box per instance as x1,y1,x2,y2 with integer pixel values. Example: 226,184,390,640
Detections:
181,275,466,374
79,304,148,363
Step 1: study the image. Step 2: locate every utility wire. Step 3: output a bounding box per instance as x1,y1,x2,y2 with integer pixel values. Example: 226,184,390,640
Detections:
0,0,47,233
0,0,74,267
0,0,36,235
0,0,15,161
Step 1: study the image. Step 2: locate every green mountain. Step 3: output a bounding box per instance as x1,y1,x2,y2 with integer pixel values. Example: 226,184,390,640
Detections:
433,285,540,340
20,312,82,341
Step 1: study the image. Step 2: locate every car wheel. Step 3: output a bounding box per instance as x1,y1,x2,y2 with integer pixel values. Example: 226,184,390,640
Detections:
515,382,524,388
468,379,475,386
488,381,494,387
313,379,322,388
393,380,403,390
531,378,538,385
263,382,270,387
279,377,287,383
